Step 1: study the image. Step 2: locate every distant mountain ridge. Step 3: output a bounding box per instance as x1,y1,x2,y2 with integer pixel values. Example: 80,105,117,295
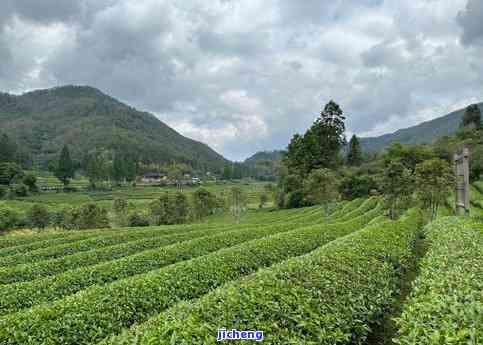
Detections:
359,103,483,153
244,150,285,163
0,85,228,170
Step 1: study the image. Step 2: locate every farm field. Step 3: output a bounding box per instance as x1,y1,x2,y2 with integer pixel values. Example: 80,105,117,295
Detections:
0,196,480,344
1,177,270,217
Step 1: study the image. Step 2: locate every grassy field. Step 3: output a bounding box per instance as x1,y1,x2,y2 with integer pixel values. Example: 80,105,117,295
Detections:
0,197,480,344
2,179,271,217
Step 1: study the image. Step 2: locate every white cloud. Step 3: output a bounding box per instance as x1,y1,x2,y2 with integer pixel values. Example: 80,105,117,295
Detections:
0,0,482,160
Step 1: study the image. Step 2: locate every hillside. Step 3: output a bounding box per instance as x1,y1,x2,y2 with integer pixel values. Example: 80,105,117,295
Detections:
360,103,483,152
0,85,227,170
244,150,285,163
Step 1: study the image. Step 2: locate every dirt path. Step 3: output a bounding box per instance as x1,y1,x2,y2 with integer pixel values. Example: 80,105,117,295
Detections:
365,231,429,345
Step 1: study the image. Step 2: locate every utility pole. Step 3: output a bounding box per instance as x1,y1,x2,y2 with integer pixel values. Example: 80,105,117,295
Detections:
454,147,470,217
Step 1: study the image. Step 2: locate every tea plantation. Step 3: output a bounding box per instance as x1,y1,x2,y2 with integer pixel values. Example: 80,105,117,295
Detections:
0,197,481,344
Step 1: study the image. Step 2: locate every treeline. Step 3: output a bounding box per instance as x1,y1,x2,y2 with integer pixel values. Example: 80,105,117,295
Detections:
0,133,39,198
0,186,250,232
221,161,277,181
277,100,482,220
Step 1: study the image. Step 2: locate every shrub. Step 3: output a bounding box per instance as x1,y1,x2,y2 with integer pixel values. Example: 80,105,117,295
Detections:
0,204,382,344
105,209,421,345
0,207,21,231
63,203,109,230
0,185,8,199
127,212,149,227
285,189,308,208
112,197,129,227
394,217,483,344
22,173,38,193
26,204,50,230
10,183,28,197
191,188,217,219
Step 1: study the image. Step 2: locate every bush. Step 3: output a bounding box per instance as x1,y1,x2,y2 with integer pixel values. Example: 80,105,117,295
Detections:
108,209,421,345
0,207,21,231
394,217,483,344
0,214,327,313
112,198,129,227
10,183,28,197
0,185,7,199
285,189,308,208
191,188,217,220
127,212,149,227
26,204,50,230
339,173,378,199
22,174,38,193
0,204,383,344
63,203,109,230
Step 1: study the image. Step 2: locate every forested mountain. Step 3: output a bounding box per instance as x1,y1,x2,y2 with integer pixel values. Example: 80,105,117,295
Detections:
360,103,483,153
244,150,285,163
0,85,227,171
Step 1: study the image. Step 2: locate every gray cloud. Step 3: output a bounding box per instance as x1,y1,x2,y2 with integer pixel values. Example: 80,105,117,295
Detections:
0,0,482,160
458,0,483,46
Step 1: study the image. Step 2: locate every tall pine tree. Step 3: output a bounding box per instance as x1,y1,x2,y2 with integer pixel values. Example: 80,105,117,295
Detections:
461,104,481,129
308,100,346,170
347,134,362,166
55,145,74,186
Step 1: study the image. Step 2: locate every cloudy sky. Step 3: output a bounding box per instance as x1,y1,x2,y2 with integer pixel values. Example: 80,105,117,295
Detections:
1,0,482,160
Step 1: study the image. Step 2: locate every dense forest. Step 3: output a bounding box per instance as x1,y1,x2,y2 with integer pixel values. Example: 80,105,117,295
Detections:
0,86,227,172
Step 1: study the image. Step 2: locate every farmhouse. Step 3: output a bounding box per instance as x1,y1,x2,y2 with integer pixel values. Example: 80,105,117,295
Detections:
141,172,167,183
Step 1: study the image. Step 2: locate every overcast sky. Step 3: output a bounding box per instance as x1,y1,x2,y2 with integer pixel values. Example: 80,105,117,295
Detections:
1,0,482,160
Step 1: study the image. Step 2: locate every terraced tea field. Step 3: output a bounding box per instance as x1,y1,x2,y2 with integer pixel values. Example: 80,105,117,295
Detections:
0,197,481,344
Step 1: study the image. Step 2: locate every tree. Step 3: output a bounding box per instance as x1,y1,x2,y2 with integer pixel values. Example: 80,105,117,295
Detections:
461,104,481,129
172,192,189,224
222,164,233,180
259,194,268,209
347,134,363,166
339,172,377,199
55,145,74,187
283,100,346,177
63,203,109,230
230,187,247,223
309,100,346,170
0,162,23,185
414,159,454,221
381,161,415,220
23,173,38,193
27,204,50,230
382,142,434,174
148,193,170,225
112,197,129,227
85,151,109,189
304,168,340,216
191,188,217,220
111,152,126,186
167,162,190,190
0,133,17,163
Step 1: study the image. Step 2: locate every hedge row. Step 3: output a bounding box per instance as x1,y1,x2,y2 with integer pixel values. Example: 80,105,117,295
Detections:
328,198,365,219
0,211,334,315
329,197,378,223
0,206,327,286
0,207,315,268
394,217,483,345
0,223,220,257
0,205,313,250
103,208,421,345
0,204,382,344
